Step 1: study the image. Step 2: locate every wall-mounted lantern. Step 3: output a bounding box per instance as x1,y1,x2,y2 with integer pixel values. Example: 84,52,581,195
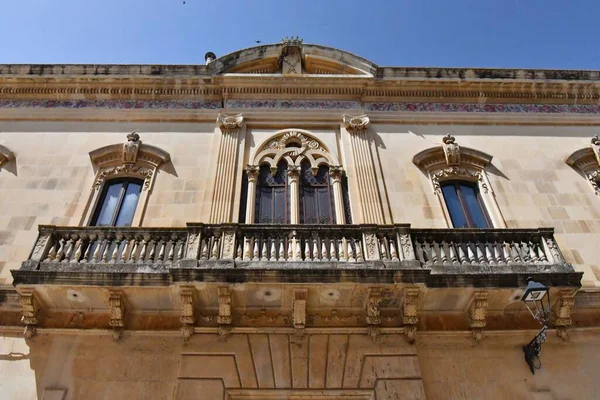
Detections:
521,278,551,374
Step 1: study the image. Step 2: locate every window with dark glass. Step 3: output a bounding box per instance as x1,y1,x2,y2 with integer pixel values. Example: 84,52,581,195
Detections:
441,181,491,229
91,179,143,227
255,161,289,224
299,162,335,224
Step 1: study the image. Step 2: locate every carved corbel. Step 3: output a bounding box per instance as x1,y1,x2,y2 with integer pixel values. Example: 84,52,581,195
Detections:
180,286,195,341
343,114,370,132
442,134,461,166
554,289,576,340
218,286,232,337
122,132,141,164
469,291,488,342
402,287,419,344
291,289,307,344
108,291,125,341
217,113,244,132
19,289,38,339
366,288,382,339
0,144,15,167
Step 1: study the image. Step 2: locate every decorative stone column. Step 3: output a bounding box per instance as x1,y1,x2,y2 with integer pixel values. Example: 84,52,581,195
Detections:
329,165,346,224
343,114,385,224
244,165,259,224
210,113,244,223
288,165,301,224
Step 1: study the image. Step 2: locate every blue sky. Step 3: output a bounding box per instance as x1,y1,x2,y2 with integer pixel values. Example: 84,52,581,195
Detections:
1,0,599,69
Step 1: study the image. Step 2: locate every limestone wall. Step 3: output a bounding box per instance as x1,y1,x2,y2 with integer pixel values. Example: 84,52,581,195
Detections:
0,330,598,399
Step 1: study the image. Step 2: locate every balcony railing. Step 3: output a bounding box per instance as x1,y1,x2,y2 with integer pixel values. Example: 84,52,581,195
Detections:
20,224,569,272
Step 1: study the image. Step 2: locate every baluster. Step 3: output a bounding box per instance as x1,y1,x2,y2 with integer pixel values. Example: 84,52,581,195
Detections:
520,242,529,262
320,240,327,261
449,242,458,265
486,242,495,265
62,238,74,263
303,238,311,261
244,237,251,260
236,242,243,261
127,238,137,263
439,241,447,264
55,238,66,262
286,239,293,260
111,238,121,263
538,242,548,262
476,242,485,264
414,239,425,264
339,239,347,262
99,238,109,263
253,239,259,260
529,241,539,262
458,244,467,265
511,242,521,263
380,238,389,260
148,240,157,262
260,239,267,261
270,240,277,261
503,241,512,263
278,240,285,261
494,242,503,264
294,239,301,261
178,238,186,261
348,238,356,263
211,237,220,260
82,236,93,263
330,239,337,261
138,239,148,263
466,242,475,264
430,241,438,264
200,240,208,260
356,240,364,262
167,238,175,262
121,237,132,263
73,238,83,262
312,238,319,261
157,239,166,262
46,241,58,262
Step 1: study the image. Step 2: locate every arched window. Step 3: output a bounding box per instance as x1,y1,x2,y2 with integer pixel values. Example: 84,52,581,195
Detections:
441,181,491,228
300,162,335,224
91,178,143,227
566,135,600,195
255,161,289,224
242,129,351,225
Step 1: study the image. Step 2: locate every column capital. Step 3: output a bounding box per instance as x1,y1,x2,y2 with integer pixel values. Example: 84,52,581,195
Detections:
329,165,344,181
217,113,244,132
287,165,301,181
245,164,260,180
343,114,370,132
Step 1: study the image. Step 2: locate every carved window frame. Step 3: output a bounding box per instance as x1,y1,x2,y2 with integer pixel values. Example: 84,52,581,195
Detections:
566,135,600,195
413,135,507,229
244,129,349,225
81,133,170,227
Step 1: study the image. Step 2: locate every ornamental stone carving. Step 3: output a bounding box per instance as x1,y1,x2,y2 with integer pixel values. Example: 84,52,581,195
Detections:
280,37,303,75
469,291,488,342
442,134,461,166
95,164,154,191
431,166,488,194
217,113,244,132
0,144,15,167
343,114,370,131
554,290,576,340
180,286,195,341
402,287,419,344
218,286,232,326
123,132,140,164
108,291,125,341
567,135,600,194
19,289,38,339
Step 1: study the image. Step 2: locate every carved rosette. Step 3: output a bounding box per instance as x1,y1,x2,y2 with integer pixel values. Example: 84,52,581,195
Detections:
469,291,488,342
343,114,370,132
217,113,244,132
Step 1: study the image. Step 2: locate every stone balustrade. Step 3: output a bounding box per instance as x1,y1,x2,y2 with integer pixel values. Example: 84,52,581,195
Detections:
21,224,567,272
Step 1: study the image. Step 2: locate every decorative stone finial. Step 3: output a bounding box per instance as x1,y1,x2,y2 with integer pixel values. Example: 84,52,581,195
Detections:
343,114,370,131
442,134,456,144
281,36,303,46
591,135,600,146
217,113,244,131
127,132,140,142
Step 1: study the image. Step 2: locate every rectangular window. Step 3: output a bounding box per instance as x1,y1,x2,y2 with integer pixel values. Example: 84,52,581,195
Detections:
92,179,142,227
441,182,491,229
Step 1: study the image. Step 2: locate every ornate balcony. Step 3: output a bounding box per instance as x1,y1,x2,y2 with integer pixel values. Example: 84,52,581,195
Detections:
14,224,581,288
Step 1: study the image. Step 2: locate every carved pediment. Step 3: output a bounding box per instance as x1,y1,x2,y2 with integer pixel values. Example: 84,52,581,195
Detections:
89,132,170,169
413,135,493,171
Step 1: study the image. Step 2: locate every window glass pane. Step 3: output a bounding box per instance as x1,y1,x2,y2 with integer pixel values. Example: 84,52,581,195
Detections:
317,187,333,224
302,187,317,224
272,187,287,224
257,188,273,223
460,184,490,228
115,182,142,227
94,182,124,226
441,184,468,228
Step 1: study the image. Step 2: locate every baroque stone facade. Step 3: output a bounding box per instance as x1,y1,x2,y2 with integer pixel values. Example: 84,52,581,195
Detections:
0,41,600,399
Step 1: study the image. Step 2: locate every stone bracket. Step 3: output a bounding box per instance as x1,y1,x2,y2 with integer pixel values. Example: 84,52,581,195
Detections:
469,291,488,342
180,286,195,341
366,287,382,340
292,289,307,343
218,286,232,337
402,287,420,344
108,290,125,341
19,288,38,339
554,289,576,340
